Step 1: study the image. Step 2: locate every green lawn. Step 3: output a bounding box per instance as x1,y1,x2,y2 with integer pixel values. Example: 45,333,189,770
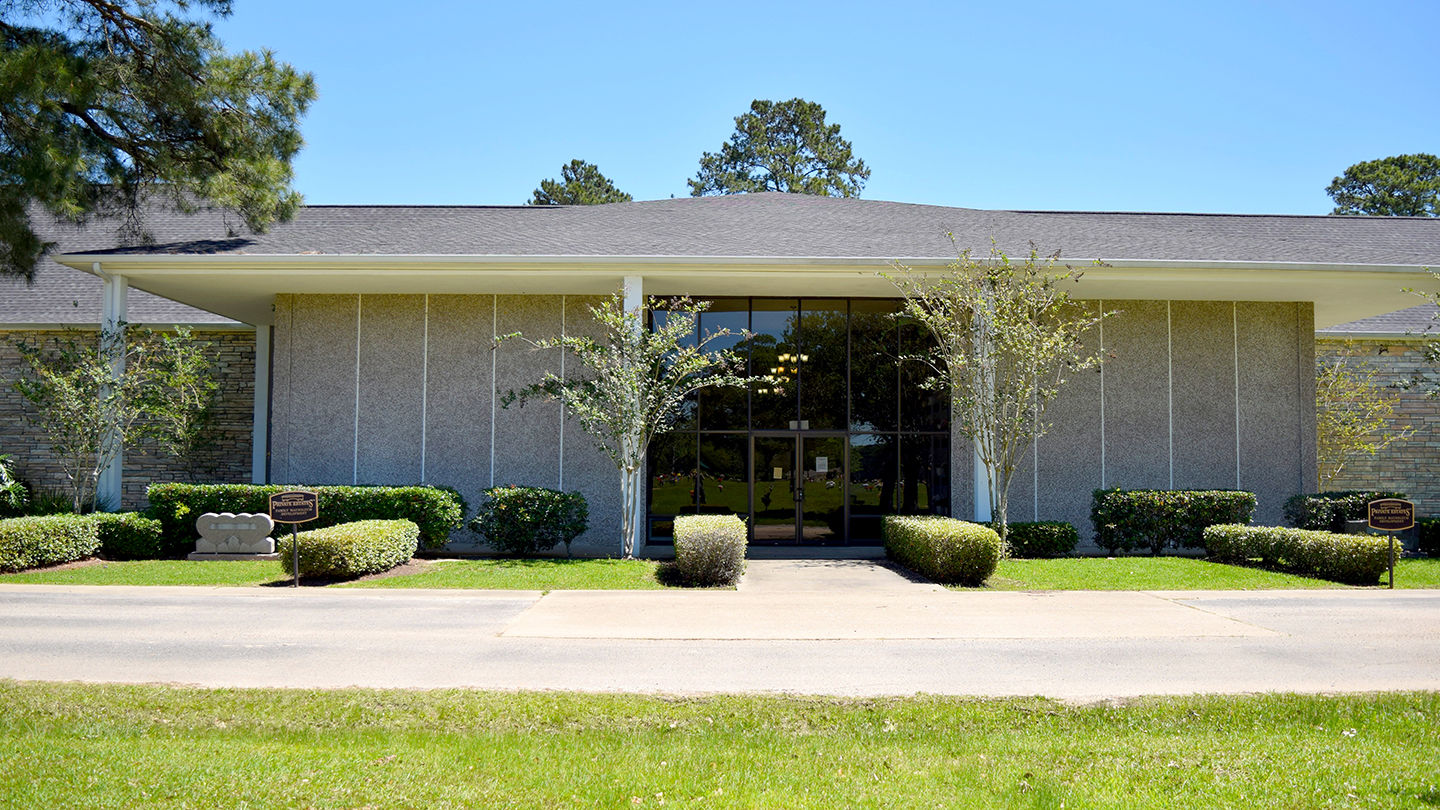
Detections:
0,559,288,587
1,681,1436,808
969,556,1440,591
340,558,665,590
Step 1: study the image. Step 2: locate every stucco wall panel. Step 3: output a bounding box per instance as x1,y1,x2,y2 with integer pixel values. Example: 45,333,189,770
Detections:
1171,301,1237,490
423,294,494,508
1036,302,1103,541
356,295,425,484
274,294,357,484
1238,302,1305,524
559,295,624,554
494,295,562,491
1102,300,1170,491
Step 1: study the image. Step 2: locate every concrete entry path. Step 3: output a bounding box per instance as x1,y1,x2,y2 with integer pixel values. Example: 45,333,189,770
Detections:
502,560,1275,640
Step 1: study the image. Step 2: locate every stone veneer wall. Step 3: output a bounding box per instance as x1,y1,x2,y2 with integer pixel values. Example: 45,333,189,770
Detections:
1316,338,1440,516
0,328,255,510
996,300,1318,548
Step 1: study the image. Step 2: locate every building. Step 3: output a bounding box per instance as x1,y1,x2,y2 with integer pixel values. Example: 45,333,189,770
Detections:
1316,304,1439,509
9,193,1440,553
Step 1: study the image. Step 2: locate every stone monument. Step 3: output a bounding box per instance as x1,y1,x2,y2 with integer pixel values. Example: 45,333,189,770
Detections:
188,512,279,560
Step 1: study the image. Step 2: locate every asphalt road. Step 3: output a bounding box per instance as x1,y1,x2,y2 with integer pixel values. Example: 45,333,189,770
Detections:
1,578,1436,699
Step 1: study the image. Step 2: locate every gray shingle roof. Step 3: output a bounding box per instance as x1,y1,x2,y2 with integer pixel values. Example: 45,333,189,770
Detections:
71,192,1440,265
9,192,1440,325
1,209,237,325
1319,304,1439,336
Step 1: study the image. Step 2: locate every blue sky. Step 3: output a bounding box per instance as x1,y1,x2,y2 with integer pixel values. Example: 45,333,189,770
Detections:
213,0,1438,214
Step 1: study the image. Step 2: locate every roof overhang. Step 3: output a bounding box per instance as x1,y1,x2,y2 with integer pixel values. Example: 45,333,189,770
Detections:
55,253,1440,328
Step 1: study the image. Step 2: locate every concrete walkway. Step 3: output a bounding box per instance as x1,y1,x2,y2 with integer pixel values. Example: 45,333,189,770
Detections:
1,561,1437,699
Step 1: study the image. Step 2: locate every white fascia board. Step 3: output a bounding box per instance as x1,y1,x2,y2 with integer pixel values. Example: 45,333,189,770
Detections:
53,252,1440,273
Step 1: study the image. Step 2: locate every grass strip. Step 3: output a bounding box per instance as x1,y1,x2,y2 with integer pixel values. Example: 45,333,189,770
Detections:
968,556,1440,591
0,681,1436,808
339,558,665,590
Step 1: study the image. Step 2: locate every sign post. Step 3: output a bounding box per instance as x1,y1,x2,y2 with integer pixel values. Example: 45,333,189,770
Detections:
1367,498,1415,590
268,490,319,587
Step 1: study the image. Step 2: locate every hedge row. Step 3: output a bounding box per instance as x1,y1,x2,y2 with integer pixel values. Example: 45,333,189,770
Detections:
470,486,588,557
90,512,164,560
147,484,466,554
664,514,747,587
277,519,419,579
1203,524,1398,585
1092,489,1256,555
1420,518,1439,557
883,515,1002,586
991,521,1078,558
0,514,100,572
1283,491,1408,533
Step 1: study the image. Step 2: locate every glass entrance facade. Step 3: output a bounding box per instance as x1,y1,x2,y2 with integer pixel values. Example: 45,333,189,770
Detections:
648,298,951,545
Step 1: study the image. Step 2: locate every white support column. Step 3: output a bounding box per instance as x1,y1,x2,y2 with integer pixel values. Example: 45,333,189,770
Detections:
97,267,127,509
622,276,646,552
973,443,992,522
251,325,271,484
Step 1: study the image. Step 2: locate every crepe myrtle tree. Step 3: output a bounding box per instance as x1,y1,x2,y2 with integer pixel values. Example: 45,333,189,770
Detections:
1315,342,1413,488
888,242,1110,543
11,326,217,512
502,293,755,558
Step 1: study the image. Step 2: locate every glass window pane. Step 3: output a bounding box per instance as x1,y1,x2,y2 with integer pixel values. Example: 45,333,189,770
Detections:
697,434,748,517
648,432,696,519
848,433,898,541
899,434,951,516
698,298,749,430
652,306,698,431
798,299,847,430
750,298,799,429
850,299,899,432
901,318,950,431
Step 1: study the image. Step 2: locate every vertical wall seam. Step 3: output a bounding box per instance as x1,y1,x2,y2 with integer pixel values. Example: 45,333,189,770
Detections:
421,294,429,484
1232,302,1241,489
353,294,362,486
559,295,566,489
1167,300,1174,489
1098,299,1106,489
286,297,294,482
490,294,498,488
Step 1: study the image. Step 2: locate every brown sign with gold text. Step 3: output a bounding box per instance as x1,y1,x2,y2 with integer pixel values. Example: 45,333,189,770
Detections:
269,490,319,524
1367,498,1415,532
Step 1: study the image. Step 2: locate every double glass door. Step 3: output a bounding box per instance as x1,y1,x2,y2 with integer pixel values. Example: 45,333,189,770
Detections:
751,433,846,544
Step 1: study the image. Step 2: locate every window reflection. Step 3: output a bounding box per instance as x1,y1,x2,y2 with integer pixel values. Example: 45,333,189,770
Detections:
647,297,952,545
850,300,899,432
799,299,847,429
750,299,799,429
698,299,749,430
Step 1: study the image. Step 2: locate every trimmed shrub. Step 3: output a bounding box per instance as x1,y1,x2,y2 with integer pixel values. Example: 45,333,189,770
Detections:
1092,489,1256,555
277,519,419,579
0,454,28,518
469,486,589,557
1203,524,1398,585
147,483,466,555
992,521,1079,558
1283,491,1408,533
1419,518,1439,557
0,514,100,572
665,514,748,587
90,512,164,560
884,515,1003,586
